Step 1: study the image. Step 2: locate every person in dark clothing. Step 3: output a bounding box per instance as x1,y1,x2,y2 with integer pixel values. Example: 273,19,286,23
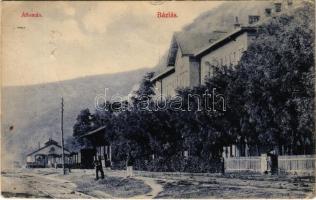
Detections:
93,156,104,180
267,150,278,175
220,157,225,174
68,164,71,173
126,153,134,177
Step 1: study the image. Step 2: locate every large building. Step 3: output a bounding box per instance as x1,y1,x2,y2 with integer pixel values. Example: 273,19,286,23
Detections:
151,31,227,97
151,0,297,98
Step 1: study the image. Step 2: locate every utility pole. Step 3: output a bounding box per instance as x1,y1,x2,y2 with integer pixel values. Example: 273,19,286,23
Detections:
61,97,65,175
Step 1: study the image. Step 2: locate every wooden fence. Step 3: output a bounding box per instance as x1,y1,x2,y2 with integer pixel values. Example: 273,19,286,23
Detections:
224,156,262,173
278,155,315,175
224,154,315,175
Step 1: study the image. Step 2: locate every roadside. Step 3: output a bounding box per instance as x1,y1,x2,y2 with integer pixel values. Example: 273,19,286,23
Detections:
153,173,315,198
1,168,151,198
2,168,315,198
1,169,92,198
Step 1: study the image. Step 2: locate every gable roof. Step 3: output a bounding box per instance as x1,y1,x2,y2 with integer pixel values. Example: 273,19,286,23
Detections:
160,31,228,78
194,26,257,57
174,31,227,56
44,138,59,146
151,67,175,82
27,140,70,156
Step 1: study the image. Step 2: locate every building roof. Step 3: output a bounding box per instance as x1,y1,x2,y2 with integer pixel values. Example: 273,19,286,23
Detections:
27,139,70,156
174,31,227,56
44,138,59,146
154,31,227,82
151,67,175,82
152,28,256,83
78,126,106,138
194,26,257,57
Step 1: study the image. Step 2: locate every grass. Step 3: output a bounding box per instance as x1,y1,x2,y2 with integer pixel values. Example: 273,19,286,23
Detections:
156,175,315,199
75,175,151,198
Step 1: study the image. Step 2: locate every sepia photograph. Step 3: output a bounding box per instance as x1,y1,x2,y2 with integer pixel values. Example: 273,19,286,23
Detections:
1,0,315,198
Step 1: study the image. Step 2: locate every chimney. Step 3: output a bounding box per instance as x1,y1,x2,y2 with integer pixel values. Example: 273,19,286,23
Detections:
274,2,282,12
248,15,260,25
265,8,272,17
234,16,241,29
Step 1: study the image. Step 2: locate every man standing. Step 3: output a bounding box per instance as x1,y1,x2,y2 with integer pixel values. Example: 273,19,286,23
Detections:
126,153,134,177
267,149,278,175
93,156,104,180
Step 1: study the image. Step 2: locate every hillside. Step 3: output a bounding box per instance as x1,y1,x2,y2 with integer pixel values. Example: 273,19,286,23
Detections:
2,68,150,164
183,1,271,32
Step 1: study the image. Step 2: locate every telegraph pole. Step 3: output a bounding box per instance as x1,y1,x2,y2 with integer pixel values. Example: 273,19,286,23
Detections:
61,97,65,175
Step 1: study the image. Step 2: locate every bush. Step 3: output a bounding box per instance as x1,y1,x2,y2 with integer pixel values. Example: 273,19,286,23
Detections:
112,155,223,173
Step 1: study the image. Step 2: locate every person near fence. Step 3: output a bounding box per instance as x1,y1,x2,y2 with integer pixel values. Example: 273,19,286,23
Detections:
126,153,134,177
93,156,104,180
267,149,278,175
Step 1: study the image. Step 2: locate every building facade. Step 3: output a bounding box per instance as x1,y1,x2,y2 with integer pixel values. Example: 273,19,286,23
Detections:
196,27,257,84
151,0,297,97
79,126,112,169
26,138,73,168
151,32,226,98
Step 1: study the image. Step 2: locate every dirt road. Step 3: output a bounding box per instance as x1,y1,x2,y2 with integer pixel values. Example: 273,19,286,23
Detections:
1,169,93,198
1,168,153,198
1,168,315,198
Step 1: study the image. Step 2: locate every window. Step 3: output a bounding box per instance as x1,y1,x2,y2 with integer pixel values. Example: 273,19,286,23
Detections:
204,62,209,77
274,3,282,12
211,58,219,67
205,61,214,78
210,66,214,77
233,52,237,65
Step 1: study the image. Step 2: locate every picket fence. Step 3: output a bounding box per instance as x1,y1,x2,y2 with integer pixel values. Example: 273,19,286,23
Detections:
224,154,315,175
278,155,315,175
225,156,262,173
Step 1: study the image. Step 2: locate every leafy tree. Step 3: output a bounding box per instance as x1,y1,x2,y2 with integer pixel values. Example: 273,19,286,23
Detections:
131,72,155,109
73,108,93,138
234,3,315,154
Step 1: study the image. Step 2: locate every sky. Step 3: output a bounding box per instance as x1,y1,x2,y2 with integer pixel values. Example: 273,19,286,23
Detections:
2,1,223,86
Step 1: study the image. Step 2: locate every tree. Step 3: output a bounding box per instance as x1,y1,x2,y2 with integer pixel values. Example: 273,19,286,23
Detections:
73,108,93,137
131,72,155,109
234,3,315,154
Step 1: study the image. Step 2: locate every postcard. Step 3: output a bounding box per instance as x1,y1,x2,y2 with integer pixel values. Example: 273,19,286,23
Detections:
1,0,315,198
